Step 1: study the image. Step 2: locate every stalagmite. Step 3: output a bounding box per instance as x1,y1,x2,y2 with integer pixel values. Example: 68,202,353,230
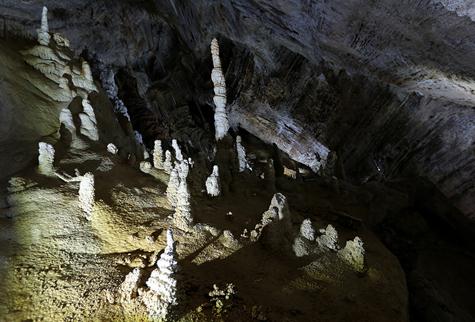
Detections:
119,268,142,303
236,136,250,172
38,142,55,175
153,140,164,169
142,229,178,320
205,165,221,197
79,172,95,220
292,219,316,257
140,161,152,174
37,6,50,46
339,236,365,272
163,150,173,174
172,139,183,162
107,143,118,155
250,193,293,249
79,99,99,141
210,38,230,140
166,166,180,208
316,224,339,251
174,171,193,231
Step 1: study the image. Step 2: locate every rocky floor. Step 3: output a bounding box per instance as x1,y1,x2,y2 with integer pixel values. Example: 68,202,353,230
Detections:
0,139,408,321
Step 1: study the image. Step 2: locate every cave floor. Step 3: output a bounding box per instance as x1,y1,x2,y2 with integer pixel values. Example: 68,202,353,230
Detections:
0,141,408,321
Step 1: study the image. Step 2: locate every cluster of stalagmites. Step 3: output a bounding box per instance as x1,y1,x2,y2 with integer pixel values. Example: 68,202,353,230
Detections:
118,229,178,321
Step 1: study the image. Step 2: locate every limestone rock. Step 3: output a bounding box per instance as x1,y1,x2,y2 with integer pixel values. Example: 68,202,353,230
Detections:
139,161,152,173
339,237,365,273
205,165,221,197
38,142,55,175
79,99,99,141
79,172,95,220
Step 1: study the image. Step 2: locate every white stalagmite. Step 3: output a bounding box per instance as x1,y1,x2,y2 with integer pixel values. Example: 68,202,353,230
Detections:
300,219,316,241
38,142,55,175
153,140,164,169
142,229,178,319
79,172,95,220
37,6,50,46
205,165,221,197
172,139,183,162
163,150,173,174
339,237,365,272
107,143,118,154
119,268,142,303
79,99,99,141
210,38,230,140
250,193,292,248
316,224,339,251
177,160,190,181
166,166,180,208
236,136,250,172
174,163,193,230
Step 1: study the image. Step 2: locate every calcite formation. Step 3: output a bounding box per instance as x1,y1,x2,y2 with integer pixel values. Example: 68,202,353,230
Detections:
210,38,230,141
37,6,50,46
250,193,293,249
79,172,95,220
292,219,317,257
139,161,152,173
172,139,183,162
316,224,339,251
38,142,55,175
205,165,221,197
79,99,99,141
166,166,180,208
236,136,250,172
142,229,179,320
163,150,173,174
107,143,118,154
153,140,163,169
339,237,365,273
119,268,142,303
174,171,193,231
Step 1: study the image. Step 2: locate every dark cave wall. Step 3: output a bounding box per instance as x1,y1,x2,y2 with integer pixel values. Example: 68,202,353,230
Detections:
0,0,474,220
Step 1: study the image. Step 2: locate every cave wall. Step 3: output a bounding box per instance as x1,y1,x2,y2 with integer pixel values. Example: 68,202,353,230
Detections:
0,0,474,220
